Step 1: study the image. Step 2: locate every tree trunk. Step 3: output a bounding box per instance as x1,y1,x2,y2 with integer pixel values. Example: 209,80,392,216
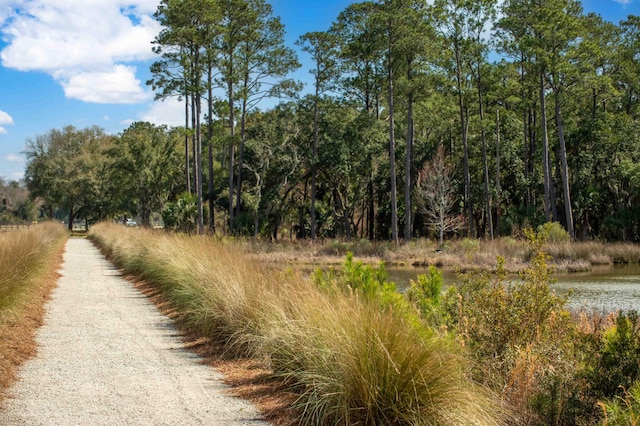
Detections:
495,107,502,235
227,78,235,233
540,71,553,223
477,61,493,240
387,37,399,245
68,206,74,231
310,89,319,241
554,90,575,240
194,52,204,235
184,71,191,195
207,66,215,233
235,86,249,220
367,178,374,240
454,42,473,238
520,54,529,211
404,103,413,241
191,91,197,196
404,60,414,242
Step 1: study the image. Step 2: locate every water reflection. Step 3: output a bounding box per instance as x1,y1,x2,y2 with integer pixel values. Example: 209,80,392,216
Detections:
388,264,640,313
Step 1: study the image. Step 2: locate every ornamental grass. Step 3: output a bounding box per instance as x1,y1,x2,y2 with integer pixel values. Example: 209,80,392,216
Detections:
0,222,67,395
89,222,504,425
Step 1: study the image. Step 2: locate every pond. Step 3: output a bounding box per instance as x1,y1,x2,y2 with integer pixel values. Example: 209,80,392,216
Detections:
388,263,640,314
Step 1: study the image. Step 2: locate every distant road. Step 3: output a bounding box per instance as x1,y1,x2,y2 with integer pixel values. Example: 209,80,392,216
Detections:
0,238,268,426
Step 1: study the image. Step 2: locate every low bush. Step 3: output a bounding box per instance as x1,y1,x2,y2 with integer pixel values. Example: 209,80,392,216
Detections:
599,380,640,424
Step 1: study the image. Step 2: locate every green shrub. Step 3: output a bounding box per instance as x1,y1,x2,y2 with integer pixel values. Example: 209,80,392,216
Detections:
442,229,585,423
599,380,640,425
406,266,447,325
537,222,570,243
589,312,640,399
161,192,197,233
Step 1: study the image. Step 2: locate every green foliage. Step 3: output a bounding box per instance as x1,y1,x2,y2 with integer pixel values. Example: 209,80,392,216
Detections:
161,192,197,233
600,380,640,425
109,122,183,227
588,312,640,399
537,222,571,243
442,228,584,423
406,266,447,325
24,125,115,228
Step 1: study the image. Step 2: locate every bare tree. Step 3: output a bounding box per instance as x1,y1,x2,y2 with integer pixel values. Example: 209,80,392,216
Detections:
417,145,464,248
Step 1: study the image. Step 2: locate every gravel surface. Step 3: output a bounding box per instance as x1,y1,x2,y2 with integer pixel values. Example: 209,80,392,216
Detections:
0,238,269,426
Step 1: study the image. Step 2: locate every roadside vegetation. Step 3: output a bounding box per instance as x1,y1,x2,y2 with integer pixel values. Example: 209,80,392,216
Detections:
90,222,640,424
89,222,504,425
0,222,67,397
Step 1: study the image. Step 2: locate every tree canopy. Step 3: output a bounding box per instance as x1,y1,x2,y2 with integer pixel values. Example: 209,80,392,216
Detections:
22,1,640,242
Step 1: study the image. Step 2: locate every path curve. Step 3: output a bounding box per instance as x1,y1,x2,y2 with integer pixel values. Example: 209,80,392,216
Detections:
0,238,269,425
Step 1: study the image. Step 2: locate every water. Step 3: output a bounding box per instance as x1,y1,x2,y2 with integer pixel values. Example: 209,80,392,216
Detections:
388,264,640,314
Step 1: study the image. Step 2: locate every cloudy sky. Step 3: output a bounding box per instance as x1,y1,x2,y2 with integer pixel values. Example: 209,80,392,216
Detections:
0,0,637,180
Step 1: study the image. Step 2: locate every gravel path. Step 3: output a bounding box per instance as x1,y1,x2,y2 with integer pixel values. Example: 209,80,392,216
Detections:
0,238,269,425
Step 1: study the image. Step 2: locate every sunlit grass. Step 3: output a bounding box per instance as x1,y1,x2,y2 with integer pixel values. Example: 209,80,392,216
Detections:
0,222,67,394
89,222,505,425
0,223,67,315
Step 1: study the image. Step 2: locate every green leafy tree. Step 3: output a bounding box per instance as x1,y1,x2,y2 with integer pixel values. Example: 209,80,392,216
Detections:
110,122,184,227
24,126,113,230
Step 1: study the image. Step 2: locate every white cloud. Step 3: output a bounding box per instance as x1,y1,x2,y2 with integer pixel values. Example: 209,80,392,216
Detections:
0,109,13,125
139,98,186,128
61,65,151,104
0,109,14,134
0,1,161,104
613,0,632,4
6,153,23,163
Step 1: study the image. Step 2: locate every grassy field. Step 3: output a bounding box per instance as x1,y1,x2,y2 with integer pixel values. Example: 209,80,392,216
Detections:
89,222,505,425
0,222,67,397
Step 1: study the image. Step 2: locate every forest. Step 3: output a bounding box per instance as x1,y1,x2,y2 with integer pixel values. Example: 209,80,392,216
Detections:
23,0,640,242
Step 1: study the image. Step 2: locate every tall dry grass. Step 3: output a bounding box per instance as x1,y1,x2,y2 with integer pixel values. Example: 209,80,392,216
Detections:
0,222,67,395
89,222,505,425
0,222,67,315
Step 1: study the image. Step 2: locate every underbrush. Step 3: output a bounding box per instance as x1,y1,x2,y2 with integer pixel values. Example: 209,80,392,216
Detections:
89,222,504,425
426,229,640,424
0,222,67,395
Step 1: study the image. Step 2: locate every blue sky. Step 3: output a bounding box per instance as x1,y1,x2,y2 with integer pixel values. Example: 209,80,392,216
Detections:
0,0,637,181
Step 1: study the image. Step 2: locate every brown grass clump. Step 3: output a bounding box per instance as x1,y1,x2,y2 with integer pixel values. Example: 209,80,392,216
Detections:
0,223,67,399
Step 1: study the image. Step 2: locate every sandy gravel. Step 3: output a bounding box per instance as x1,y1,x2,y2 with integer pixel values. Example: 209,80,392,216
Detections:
0,238,269,425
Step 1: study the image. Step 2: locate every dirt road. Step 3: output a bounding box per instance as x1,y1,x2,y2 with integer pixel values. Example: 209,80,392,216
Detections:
0,238,269,425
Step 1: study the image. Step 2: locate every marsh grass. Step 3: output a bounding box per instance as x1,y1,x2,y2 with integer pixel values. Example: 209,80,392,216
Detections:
0,222,67,396
90,223,505,425
249,236,640,274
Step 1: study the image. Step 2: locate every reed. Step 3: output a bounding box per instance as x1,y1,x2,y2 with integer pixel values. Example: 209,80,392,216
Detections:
89,222,505,425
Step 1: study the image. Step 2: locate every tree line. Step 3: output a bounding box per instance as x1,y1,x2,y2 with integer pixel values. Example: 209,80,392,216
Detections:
25,0,640,242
